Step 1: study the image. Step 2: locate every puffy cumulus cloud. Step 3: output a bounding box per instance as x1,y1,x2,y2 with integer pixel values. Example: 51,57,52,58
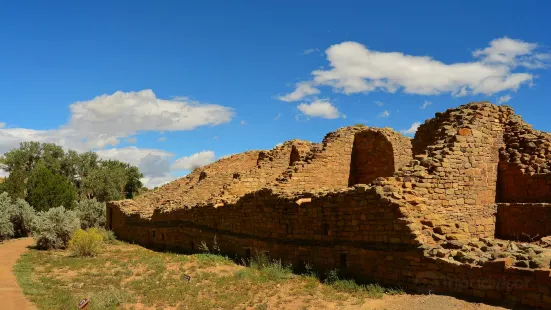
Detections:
473,37,550,69
278,82,320,102
278,37,549,102
0,90,234,152
67,89,234,148
95,147,173,177
0,127,85,154
0,90,234,188
297,99,342,119
497,94,512,104
400,122,421,136
171,150,216,171
421,100,432,109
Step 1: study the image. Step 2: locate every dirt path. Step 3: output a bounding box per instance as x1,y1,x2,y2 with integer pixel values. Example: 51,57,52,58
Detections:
0,238,36,310
360,294,508,310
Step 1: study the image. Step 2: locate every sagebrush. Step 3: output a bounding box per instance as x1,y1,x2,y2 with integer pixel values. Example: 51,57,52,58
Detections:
0,192,35,241
75,199,106,229
32,206,80,249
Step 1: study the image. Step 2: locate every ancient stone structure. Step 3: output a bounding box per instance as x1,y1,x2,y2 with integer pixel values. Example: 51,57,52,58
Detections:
108,102,551,309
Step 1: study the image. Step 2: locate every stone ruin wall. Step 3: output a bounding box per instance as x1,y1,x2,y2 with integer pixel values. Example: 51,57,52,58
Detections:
348,128,412,186
108,102,551,308
272,126,362,192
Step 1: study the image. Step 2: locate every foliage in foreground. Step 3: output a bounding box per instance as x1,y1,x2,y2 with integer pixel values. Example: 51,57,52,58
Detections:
0,192,35,240
32,206,80,249
69,228,104,257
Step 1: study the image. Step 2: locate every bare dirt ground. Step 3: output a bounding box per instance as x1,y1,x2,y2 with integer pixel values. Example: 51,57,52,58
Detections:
358,294,507,310
0,238,36,310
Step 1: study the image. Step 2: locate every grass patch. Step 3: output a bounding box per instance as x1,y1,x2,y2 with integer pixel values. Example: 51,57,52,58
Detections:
15,242,403,309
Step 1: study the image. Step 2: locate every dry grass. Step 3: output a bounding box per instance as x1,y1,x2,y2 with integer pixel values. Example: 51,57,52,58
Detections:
14,241,403,309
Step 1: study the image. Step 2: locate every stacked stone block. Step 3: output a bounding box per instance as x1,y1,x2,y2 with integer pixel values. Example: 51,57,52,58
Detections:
108,101,551,309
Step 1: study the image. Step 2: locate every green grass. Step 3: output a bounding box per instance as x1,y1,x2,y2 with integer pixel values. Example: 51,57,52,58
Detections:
14,241,403,309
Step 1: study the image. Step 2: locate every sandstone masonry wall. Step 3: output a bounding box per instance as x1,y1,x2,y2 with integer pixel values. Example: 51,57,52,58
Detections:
498,116,551,203
109,102,551,309
348,128,412,186
272,126,364,192
496,203,551,241
409,103,513,238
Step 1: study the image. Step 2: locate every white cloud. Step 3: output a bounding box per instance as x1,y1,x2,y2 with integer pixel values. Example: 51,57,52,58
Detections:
297,99,342,119
302,48,320,55
240,120,247,125
374,101,384,107
497,94,512,104
278,82,320,102
401,122,421,136
68,89,234,148
278,37,549,102
473,37,550,69
140,175,179,189
126,137,137,144
274,113,281,120
421,100,432,109
96,147,173,178
171,150,216,171
0,90,234,188
378,110,390,118
157,136,167,142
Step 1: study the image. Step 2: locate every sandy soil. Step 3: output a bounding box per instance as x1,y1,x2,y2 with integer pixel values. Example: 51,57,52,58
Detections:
0,238,36,310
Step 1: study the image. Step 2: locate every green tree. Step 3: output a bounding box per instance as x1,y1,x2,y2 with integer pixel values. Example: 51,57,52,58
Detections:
1,141,143,202
26,164,77,211
82,164,126,202
3,167,26,200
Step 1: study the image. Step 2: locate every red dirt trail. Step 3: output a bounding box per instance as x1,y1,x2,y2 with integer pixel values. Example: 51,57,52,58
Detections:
0,238,36,310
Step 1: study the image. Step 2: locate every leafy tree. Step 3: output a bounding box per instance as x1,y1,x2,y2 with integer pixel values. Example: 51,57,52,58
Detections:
3,166,26,200
123,165,143,199
0,141,42,175
1,141,143,203
82,164,126,202
26,164,77,211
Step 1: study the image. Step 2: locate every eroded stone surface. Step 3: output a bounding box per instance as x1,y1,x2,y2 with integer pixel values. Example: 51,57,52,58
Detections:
108,102,551,309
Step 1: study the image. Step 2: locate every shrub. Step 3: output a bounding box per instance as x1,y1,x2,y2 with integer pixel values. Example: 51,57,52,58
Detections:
0,208,14,240
9,198,35,237
69,228,104,257
32,206,80,250
96,227,116,244
0,192,35,240
75,199,106,229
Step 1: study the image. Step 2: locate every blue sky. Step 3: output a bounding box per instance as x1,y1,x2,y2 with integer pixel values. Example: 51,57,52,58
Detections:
1,0,550,187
